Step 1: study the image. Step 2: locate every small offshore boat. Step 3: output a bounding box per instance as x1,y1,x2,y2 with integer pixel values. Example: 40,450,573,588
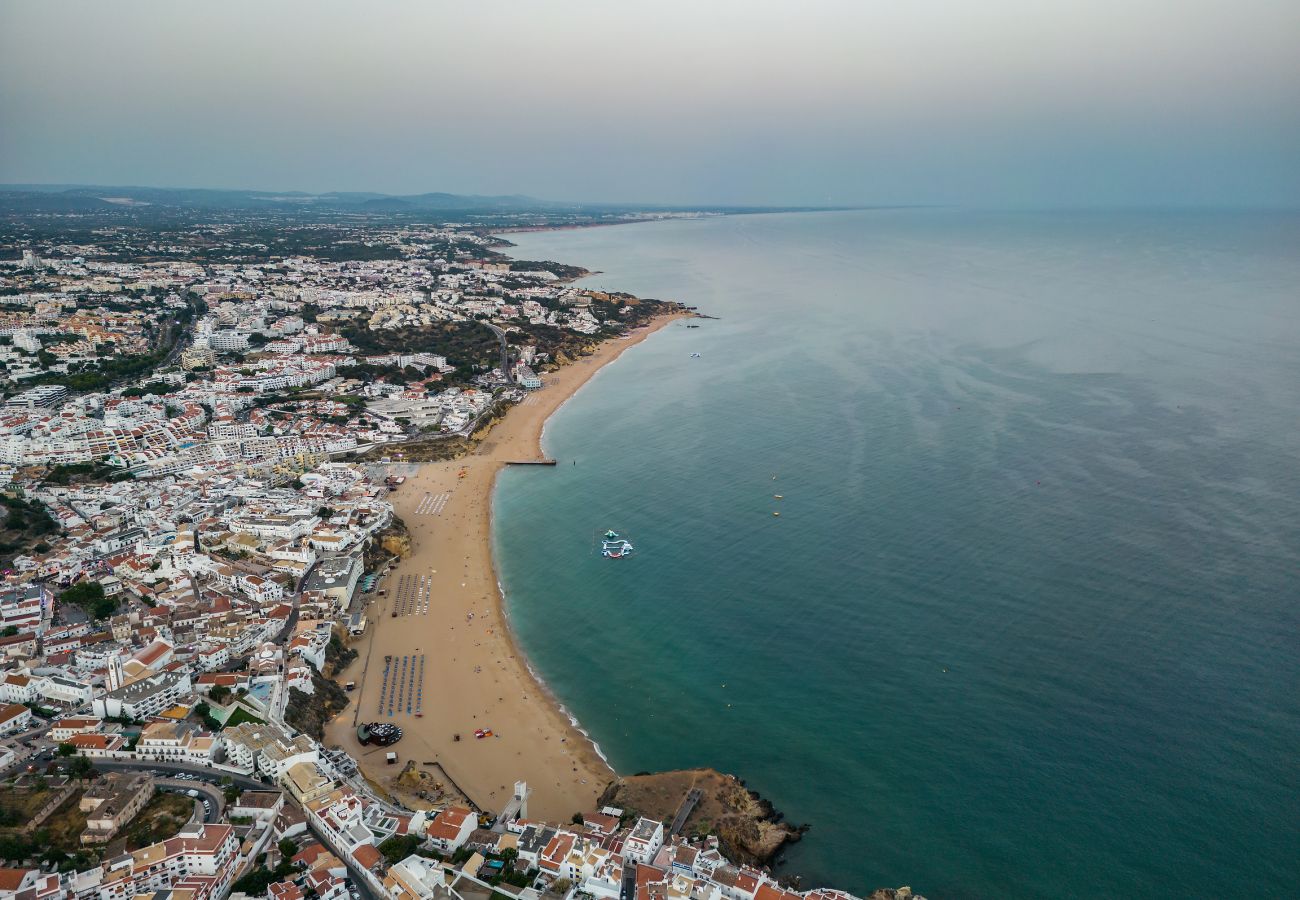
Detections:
690,352,701,358
604,530,620,539
774,494,783,499
773,511,780,517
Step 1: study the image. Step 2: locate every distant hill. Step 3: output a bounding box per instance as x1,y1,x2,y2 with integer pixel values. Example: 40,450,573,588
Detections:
0,191,117,212
0,183,862,221
0,184,578,214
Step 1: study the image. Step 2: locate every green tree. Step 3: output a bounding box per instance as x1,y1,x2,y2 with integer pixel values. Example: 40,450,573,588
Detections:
56,742,77,757
231,869,288,896
209,684,231,704
69,755,95,781
278,838,298,859
377,834,422,864
58,580,105,609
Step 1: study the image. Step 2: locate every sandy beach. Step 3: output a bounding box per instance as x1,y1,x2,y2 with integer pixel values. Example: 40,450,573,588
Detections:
327,312,687,821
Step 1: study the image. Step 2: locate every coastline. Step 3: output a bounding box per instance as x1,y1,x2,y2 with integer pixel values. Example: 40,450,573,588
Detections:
327,311,689,821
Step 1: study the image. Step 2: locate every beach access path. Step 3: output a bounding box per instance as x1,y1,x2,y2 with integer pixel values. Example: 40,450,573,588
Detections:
327,312,688,822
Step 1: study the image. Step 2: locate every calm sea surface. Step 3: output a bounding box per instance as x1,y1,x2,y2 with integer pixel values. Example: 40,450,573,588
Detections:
493,210,1300,898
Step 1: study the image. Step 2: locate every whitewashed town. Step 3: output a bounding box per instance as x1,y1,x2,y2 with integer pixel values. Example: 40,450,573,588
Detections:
0,212,915,900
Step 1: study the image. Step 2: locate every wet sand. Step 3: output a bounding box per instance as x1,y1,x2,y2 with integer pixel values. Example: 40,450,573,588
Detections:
327,312,687,821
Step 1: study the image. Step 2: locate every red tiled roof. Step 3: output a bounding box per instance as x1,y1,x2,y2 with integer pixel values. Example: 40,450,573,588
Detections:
352,843,382,870
0,704,29,726
0,868,32,892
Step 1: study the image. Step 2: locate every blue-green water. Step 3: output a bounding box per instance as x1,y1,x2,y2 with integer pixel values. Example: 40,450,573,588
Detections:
493,210,1300,898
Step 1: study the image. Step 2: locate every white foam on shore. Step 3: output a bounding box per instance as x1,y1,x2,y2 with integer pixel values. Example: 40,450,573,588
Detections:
495,575,613,768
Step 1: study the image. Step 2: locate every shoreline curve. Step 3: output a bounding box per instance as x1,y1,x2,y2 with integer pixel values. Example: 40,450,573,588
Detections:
326,311,687,821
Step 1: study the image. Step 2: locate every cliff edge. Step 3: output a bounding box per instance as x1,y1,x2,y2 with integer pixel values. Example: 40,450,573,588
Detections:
598,768,804,867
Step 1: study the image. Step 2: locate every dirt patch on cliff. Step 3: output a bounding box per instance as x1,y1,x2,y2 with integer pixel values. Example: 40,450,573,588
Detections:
284,671,349,741
285,628,354,740
367,518,410,569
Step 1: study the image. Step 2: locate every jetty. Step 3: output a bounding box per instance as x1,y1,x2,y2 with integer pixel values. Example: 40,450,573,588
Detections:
504,459,557,466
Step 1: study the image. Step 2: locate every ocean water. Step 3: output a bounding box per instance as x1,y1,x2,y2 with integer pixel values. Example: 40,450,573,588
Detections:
492,210,1300,898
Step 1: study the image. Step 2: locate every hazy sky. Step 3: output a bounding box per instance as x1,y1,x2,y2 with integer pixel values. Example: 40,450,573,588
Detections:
2,0,1298,206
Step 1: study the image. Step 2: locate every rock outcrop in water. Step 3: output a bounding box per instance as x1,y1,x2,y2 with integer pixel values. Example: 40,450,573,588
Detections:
598,768,805,867
599,769,925,896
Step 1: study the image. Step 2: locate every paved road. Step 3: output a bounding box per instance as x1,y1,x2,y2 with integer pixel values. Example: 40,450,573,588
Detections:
274,601,301,645
156,777,225,823
158,318,194,370
93,758,267,791
485,322,510,373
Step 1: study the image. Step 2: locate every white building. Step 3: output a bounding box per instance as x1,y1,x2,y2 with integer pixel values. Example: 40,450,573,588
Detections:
622,817,665,864
0,702,32,735
96,822,239,900
50,715,104,742
34,673,96,707
93,671,192,720
0,583,51,634
0,672,37,704
4,384,69,410
222,722,318,780
136,721,217,764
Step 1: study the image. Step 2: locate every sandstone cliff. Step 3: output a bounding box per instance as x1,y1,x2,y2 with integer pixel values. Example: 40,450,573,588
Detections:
597,768,805,868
